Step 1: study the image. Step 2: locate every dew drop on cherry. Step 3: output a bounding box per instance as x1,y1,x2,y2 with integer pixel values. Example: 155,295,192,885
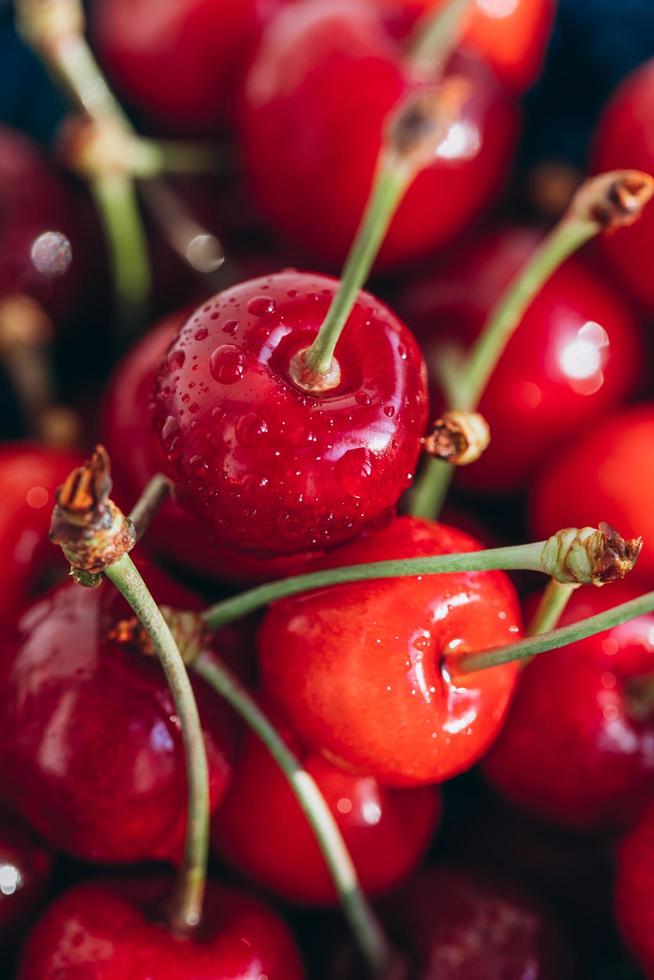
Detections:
210,345,246,384
223,319,238,335
335,448,373,497
167,349,185,371
247,296,276,316
235,413,269,447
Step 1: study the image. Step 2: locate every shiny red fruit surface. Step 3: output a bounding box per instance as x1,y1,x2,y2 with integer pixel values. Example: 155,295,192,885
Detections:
0,444,81,624
615,802,654,979
484,582,654,832
0,813,53,945
17,875,304,979
399,225,643,493
259,516,522,786
593,59,654,313
0,565,236,864
151,271,428,556
213,703,441,904
530,404,654,581
239,0,518,268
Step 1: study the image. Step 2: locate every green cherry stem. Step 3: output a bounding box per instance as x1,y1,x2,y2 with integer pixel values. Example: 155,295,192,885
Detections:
193,653,395,979
202,524,641,630
408,169,654,520
407,0,473,78
105,555,209,935
457,589,654,674
527,580,578,638
128,473,172,543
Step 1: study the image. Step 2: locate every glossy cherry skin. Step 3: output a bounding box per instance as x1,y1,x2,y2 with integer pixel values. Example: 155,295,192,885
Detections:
239,0,518,269
615,802,654,978
530,404,654,581
398,225,644,493
259,516,522,787
593,59,654,314
105,312,332,583
0,444,81,624
0,125,82,320
151,271,428,556
213,700,442,904
0,565,237,865
376,0,556,92
17,874,304,979
92,0,285,133
383,866,572,979
484,582,654,833
0,812,53,945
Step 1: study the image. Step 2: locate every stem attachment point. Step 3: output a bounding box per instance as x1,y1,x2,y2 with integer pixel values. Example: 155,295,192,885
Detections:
541,523,642,587
422,409,490,465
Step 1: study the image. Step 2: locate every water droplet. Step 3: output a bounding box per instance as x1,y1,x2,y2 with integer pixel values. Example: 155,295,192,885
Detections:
383,404,395,418
194,327,208,340
161,415,180,448
167,349,185,371
189,402,199,414
355,391,371,406
286,289,298,298
236,413,269,447
336,448,373,497
222,319,238,336
247,296,276,316
189,455,209,476
210,345,246,384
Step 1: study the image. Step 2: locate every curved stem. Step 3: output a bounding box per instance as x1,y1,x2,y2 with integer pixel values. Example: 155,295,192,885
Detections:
457,590,654,674
194,653,394,978
527,580,577,637
138,140,225,177
105,554,209,934
129,474,172,543
406,0,473,78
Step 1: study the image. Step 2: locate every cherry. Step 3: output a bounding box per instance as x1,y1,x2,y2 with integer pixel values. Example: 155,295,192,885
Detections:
483,582,654,833
0,444,81,624
382,865,572,979
239,0,518,268
150,271,428,556
398,224,644,493
593,59,654,314
377,0,556,92
530,404,654,581
104,312,331,583
259,515,522,787
17,874,304,979
213,699,442,904
91,0,287,134
0,812,53,945
0,563,237,864
615,802,654,978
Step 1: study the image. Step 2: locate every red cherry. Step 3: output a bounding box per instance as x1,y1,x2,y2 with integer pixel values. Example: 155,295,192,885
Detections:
17,875,304,979
377,0,555,92
0,812,53,945
259,516,522,786
213,700,441,904
483,582,654,833
593,59,654,313
0,564,236,864
383,866,572,979
398,225,644,493
0,444,81,624
91,0,285,134
615,802,654,977
150,271,428,556
104,312,332,583
530,404,654,581
239,0,518,268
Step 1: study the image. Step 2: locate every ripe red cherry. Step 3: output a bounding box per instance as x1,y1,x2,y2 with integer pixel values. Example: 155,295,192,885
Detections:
0,564,236,864
483,582,654,833
259,516,522,786
213,701,442,904
530,404,654,581
615,802,654,977
382,866,572,979
0,812,53,945
17,875,304,979
398,225,644,493
151,271,428,556
239,0,518,268
0,444,81,624
91,0,285,133
105,313,331,583
593,59,654,313
377,0,555,92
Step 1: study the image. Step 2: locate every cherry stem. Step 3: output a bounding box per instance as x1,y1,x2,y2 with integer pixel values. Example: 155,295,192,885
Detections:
406,0,473,78
193,653,396,979
527,580,577,637
128,474,172,543
203,523,640,630
140,179,225,278
136,140,225,178
457,589,654,674
104,554,210,936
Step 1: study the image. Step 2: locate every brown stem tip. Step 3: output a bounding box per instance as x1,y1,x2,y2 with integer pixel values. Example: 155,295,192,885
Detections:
541,523,643,587
386,74,471,176
422,410,490,466
570,170,654,232
50,445,135,578
109,608,209,666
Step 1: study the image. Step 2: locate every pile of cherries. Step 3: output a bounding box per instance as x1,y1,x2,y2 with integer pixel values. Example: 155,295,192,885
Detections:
4,0,654,977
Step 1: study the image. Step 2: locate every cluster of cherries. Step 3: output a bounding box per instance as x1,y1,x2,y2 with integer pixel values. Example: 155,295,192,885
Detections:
3,0,654,977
